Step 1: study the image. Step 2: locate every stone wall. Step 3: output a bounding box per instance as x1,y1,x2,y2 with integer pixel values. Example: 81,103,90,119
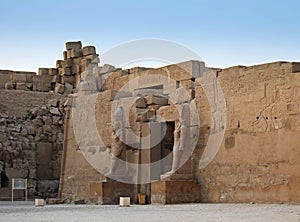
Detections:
1,41,300,204
60,57,300,204
0,90,66,200
195,62,300,203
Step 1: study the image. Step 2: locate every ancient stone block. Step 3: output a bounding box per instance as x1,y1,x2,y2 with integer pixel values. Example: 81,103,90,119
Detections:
35,199,45,207
176,60,205,79
59,67,72,76
89,181,135,204
62,76,75,85
145,94,168,106
72,64,81,75
63,51,67,60
63,59,73,68
292,62,300,73
78,81,98,92
156,105,179,122
119,197,130,206
56,60,64,68
32,75,52,92
82,46,96,56
169,87,195,104
10,73,29,83
180,79,194,89
38,68,49,76
51,75,61,83
151,180,201,204
68,49,83,59
48,68,58,76
135,97,147,108
66,41,82,51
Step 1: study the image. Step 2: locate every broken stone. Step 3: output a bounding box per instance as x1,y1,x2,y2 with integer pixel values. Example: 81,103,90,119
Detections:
50,107,61,116
100,64,116,74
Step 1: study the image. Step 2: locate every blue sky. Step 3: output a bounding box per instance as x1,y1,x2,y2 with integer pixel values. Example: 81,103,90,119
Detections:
0,0,299,71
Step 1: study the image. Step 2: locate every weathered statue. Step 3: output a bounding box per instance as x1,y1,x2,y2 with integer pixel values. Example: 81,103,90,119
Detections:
107,106,126,177
161,120,188,178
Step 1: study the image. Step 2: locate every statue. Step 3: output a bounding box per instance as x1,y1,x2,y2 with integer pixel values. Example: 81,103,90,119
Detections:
107,106,127,177
161,120,188,179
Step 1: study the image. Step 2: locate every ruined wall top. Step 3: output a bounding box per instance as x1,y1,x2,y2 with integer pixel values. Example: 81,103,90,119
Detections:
0,41,300,95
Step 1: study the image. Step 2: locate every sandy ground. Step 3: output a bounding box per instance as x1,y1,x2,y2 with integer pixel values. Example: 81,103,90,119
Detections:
0,201,300,222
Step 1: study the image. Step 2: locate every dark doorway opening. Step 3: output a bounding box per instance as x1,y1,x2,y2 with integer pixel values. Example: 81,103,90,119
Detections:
1,172,9,188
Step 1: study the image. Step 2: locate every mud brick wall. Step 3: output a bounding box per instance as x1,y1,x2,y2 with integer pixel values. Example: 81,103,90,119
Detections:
0,90,66,199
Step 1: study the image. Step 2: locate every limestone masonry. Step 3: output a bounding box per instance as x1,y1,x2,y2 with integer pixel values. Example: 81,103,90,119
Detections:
0,41,300,204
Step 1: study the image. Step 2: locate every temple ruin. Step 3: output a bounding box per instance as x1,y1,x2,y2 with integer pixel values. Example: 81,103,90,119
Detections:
0,41,300,204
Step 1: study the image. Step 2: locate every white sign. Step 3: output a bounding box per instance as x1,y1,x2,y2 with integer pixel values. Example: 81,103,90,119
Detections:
12,178,27,202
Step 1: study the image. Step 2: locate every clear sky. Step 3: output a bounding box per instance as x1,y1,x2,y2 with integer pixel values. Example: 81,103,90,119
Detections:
0,0,299,71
